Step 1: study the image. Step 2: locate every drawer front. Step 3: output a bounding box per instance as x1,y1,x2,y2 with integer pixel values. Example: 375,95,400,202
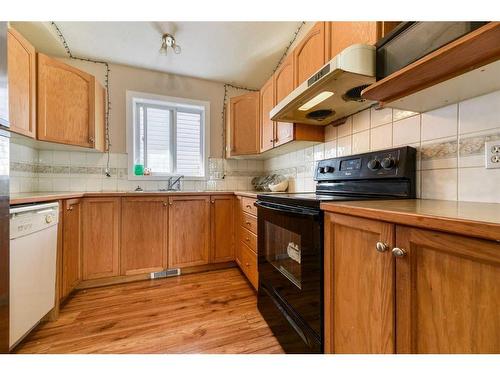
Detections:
240,196,257,216
238,241,258,290
240,226,257,253
240,212,257,235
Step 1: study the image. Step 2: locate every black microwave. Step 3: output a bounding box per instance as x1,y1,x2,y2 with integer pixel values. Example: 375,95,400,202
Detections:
376,21,488,79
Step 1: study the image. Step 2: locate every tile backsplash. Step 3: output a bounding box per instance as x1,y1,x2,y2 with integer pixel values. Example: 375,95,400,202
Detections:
264,90,500,203
10,89,500,202
10,144,265,193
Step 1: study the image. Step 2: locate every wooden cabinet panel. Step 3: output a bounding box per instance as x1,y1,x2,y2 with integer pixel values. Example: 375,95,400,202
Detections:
260,77,275,152
240,212,257,234
240,226,257,253
237,241,258,290
82,197,120,280
324,213,395,354
294,22,326,87
168,196,210,268
7,28,36,138
210,195,235,263
121,197,168,275
37,53,105,151
395,226,500,354
227,91,260,156
327,22,378,60
61,199,82,300
274,53,295,147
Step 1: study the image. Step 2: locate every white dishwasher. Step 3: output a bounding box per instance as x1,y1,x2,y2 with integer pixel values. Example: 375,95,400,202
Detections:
9,202,59,349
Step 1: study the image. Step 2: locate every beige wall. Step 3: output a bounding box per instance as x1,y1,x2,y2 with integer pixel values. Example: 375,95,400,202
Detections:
59,58,246,157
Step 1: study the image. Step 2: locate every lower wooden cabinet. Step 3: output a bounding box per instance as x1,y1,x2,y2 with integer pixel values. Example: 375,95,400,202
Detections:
168,196,211,268
82,197,120,280
121,197,168,275
61,199,82,300
324,212,500,354
235,195,259,290
210,195,235,263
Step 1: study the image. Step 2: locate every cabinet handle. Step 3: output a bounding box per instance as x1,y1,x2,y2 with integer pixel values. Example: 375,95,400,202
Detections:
89,137,95,144
211,200,215,204
163,202,168,207
375,241,388,253
245,262,250,267
392,247,407,257
246,204,252,209
245,221,251,225
245,237,250,242
169,202,173,206
67,205,73,211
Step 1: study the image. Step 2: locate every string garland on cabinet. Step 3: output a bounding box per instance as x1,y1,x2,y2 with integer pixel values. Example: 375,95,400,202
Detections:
50,22,113,177
220,21,306,161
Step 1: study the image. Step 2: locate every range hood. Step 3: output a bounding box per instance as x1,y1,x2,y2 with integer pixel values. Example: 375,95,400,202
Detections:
270,44,376,126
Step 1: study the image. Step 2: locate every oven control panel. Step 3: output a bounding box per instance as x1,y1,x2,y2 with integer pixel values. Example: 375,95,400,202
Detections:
315,146,416,181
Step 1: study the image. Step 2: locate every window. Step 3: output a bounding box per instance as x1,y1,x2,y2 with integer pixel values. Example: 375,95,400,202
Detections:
127,91,209,179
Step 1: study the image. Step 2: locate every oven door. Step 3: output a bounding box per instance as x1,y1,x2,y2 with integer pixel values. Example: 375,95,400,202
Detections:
255,200,323,351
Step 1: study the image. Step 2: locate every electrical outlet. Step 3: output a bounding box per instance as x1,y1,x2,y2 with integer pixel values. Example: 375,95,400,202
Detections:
485,140,500,169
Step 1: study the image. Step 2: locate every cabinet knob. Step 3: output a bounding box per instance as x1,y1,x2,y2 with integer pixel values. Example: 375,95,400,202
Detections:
89,137,95,144
245,237,250,242
163,202,168,207
375,241,389,253
245,262,250,267
392,247,407,257
246,204,251,209
245,221,251,225
67,206,73,211
211,200,215,204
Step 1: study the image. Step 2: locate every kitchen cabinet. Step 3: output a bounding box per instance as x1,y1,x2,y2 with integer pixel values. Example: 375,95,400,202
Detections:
324,212,500,354
168,196,210,268
82,197,120,280
226,91,260,157
273,53,295,146
61,199,82,300
260,77,275,152
235,195,258,290
37,53,106,151
395,226,500,354
121,197,168,275
324,213,395,354
210,195,235,263
7,28,36,138
293,22,327,87
327,22,378,60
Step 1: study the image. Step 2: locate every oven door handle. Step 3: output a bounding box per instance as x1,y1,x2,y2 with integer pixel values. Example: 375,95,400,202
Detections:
254,200,321,218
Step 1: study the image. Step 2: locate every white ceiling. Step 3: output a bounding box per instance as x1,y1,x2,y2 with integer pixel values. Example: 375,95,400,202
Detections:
12,21,303,88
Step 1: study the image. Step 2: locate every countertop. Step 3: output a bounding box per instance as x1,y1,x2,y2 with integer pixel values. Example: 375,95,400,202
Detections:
321,199,500,241
10,190,254,205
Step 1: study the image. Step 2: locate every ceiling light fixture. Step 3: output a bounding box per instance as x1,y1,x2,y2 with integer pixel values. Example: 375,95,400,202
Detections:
159,33,181,55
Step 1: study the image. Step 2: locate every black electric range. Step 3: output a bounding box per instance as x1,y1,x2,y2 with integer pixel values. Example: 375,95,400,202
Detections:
255,146,416,353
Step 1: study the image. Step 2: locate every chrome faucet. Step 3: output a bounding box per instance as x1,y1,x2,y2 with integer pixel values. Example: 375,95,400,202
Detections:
167,175,184,191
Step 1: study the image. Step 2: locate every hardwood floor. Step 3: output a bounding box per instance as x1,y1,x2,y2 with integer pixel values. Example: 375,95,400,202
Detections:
15,268,284,354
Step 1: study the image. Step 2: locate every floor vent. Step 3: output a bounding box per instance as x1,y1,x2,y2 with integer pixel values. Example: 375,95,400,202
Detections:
150,268,181,279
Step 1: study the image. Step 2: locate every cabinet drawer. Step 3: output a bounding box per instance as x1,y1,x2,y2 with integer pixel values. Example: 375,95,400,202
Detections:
240,197,257,216
240,212,257,235
238,241,258,290
240,226,257,253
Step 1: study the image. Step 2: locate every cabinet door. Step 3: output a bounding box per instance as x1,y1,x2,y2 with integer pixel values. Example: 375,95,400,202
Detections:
168,196,210,268
327,22,378,59
274,53,294,146
228,91,260,156
324,213,395,354
210,195,235,263
294,22,326,87
395,226,500,354
260,77,275,152
37,53,96,148
82,197,120,280
7,28,36,138
61,199,82,299
121,197,168,275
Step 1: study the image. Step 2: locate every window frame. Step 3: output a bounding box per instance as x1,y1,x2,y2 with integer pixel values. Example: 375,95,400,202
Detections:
126,90,210,180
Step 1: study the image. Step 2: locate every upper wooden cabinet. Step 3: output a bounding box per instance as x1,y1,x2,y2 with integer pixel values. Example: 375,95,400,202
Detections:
260,77,275,152
168,196,211,268
37,53,106,151
61,199,82,300
227,91,260,157
273,53,295,146
327,22,378,60
7,28,36,138
293,22,327,87
121,197,168,275
210,195,235,263
82,197,120,280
